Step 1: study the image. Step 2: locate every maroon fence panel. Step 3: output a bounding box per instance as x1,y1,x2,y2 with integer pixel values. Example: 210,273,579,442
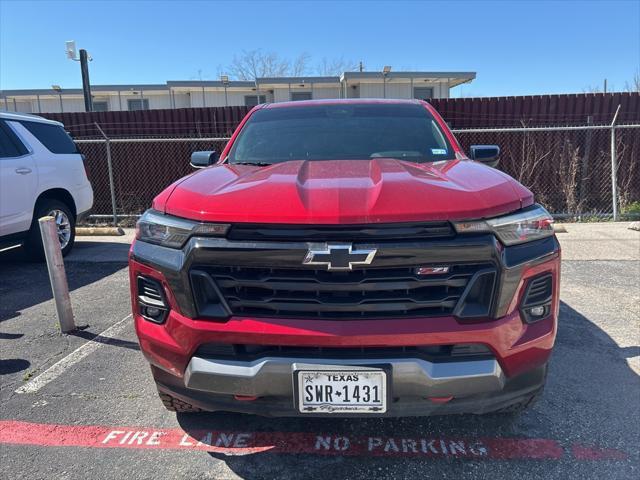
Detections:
40,93,640,139
36,93,639,219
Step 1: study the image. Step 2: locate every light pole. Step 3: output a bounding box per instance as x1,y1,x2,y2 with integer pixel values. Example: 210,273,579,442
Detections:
221,75,230,106
52,85,63,113
382,66,392,99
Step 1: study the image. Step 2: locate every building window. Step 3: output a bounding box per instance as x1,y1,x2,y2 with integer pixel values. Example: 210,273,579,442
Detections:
290,92,312,101
128,98,149,111
93,101,109,112
413,87,434,101
244,95,266,107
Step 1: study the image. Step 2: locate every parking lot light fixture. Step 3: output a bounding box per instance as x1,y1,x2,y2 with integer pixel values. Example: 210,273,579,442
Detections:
382,66,392,98
221,75,230,106
52,85,64,113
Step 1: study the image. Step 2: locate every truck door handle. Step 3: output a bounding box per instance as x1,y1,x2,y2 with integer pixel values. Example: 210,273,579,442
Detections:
15,167,32,175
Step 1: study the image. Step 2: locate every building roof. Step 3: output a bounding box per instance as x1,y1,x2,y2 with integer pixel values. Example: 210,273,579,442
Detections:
167,80,255,88
0,71,476,97
341,71,476,87
256,76,340,85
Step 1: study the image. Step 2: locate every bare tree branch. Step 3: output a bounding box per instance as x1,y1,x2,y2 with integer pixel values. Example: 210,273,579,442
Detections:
624,69,640,93
228,49,289,80
316,56,358,76
227,49,312,80
226,51,359,80
290,52,311,77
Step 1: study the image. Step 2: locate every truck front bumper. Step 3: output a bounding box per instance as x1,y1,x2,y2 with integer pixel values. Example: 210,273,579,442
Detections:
185,356,504,398
130,231,560,416
152,361,546,417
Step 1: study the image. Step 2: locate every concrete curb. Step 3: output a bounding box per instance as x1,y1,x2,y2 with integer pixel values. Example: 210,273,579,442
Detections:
76,227,125,236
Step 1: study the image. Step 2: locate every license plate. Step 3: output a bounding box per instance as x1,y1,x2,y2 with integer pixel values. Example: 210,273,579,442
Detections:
296,369,387,413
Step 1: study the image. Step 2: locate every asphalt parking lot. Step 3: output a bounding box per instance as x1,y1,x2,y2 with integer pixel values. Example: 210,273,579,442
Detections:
1,223,639,479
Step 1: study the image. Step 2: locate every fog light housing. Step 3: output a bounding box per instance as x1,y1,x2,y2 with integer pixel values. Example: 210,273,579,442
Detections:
529,305,546,317
137,276,169,324
143,306,163,318
520,273,553,324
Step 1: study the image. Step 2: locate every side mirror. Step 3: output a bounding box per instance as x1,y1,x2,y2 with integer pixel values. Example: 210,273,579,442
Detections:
469,145,500,168
190,151,219,169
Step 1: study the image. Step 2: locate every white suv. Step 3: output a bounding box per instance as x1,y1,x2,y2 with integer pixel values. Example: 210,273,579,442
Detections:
0,112,93,258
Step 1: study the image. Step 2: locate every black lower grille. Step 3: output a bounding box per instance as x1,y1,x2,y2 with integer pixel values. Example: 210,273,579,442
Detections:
192,263,496,319
195,343,493,361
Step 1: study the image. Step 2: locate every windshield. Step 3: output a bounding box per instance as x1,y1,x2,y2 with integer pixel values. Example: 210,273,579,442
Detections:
228,103,455,164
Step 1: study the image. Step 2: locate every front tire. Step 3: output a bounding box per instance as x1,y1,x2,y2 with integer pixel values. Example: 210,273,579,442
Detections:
24,199,76,260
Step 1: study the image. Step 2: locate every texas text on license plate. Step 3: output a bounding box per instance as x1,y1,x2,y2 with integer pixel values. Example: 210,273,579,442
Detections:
296,369,387,413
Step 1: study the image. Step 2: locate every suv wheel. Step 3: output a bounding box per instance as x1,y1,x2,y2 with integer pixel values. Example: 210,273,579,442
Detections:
24,199,76,260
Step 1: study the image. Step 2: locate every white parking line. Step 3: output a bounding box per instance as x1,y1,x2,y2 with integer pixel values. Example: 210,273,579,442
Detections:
15,314,133,394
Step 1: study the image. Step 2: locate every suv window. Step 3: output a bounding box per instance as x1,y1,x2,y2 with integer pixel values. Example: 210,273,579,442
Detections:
20,121,78,154
0,121,28,158
229,103,455,164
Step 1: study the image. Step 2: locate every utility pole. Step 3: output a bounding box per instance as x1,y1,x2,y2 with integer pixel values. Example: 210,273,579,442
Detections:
79,49,93,112
66,41,93,112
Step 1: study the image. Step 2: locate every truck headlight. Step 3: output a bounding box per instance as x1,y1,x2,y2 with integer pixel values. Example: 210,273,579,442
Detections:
135,210,229,248
453,204,554,246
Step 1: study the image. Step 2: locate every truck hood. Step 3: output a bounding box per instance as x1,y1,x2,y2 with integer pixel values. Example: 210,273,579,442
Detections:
160,158,533,223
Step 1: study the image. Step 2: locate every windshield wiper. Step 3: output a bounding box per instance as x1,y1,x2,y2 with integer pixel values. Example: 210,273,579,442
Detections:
231,162,273,166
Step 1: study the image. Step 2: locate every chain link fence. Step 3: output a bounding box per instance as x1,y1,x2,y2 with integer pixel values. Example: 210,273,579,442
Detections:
453,124,640,219
74,122,640,225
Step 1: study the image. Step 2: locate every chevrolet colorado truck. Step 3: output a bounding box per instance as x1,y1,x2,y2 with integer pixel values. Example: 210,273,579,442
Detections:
129,99,559,417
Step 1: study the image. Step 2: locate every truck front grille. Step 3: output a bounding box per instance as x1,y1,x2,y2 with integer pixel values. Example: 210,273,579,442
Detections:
191,263,496,319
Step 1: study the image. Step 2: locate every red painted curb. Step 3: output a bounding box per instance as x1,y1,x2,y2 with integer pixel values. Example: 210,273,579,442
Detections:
0,420,627,461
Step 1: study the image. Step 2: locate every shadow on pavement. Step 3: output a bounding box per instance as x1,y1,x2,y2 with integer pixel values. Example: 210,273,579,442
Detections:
0,359,31,375
0,246,127,324
69,328,140,351
174,301,639,478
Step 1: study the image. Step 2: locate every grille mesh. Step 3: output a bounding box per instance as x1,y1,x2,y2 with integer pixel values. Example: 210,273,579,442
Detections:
193,263,495,319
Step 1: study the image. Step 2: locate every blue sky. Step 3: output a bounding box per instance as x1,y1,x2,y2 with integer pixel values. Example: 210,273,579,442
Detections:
1,0,638,96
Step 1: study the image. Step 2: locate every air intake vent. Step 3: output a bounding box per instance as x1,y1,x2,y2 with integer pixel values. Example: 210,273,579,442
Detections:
522,274,553,307
227,222,455,242
138,277,164,306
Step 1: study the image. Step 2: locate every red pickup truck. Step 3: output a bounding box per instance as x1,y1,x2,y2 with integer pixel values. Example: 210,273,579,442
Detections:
129,99,560,417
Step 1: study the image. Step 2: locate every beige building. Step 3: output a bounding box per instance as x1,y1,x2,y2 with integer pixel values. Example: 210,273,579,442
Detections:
0,71,475,113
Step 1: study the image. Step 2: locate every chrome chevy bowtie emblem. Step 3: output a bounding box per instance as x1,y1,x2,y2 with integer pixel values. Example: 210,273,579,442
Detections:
303,244,377,271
